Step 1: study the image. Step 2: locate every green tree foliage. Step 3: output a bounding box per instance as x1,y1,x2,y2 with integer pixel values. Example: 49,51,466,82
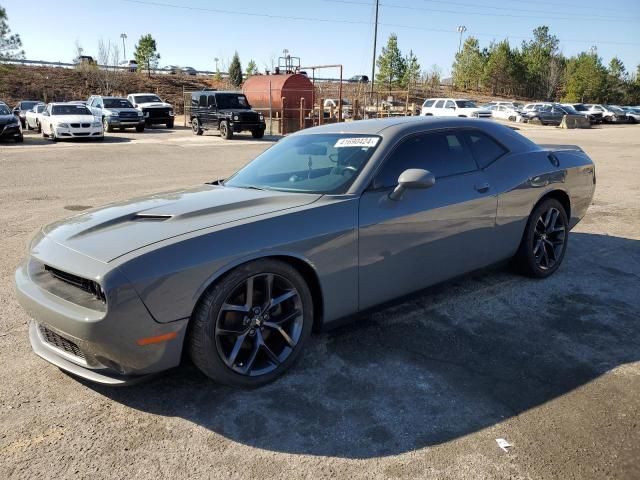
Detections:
483,40,519,96
228,52,243,86
0,5,24,60
376,33,406,90
452,37,485,90
521,26,560,99
246,59,258,76
134,34,160,78
402,50,421,88
562,52,608,103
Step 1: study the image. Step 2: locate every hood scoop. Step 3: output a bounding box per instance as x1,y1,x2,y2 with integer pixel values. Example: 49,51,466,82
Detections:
131,213,173,221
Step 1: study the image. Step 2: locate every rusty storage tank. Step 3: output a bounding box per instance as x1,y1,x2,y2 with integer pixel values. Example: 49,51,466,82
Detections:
243,73,314,119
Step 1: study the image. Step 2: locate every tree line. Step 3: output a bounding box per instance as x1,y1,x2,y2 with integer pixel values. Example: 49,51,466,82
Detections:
452,26,640,104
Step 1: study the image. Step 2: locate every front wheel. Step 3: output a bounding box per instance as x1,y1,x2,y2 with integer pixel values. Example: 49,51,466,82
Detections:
251,129,264,139
192,118,203,135
135,124,145,132
103,118,113,132
14,134,24,143
219,121,233,140
189,259,313,387
514,198,568,278
166,120,174,129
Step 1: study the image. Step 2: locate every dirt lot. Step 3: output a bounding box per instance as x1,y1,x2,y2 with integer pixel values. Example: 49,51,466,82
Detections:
0,123,638,480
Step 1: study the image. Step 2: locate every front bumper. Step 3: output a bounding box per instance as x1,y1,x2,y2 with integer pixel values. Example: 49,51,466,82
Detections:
230,122,266,132
0,124,22,140
15,245,189,385
142,109,174,124
106,116,145,127
54,126,103,138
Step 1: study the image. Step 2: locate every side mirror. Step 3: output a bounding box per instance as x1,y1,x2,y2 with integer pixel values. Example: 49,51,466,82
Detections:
389,169,435,200
13,108,19,115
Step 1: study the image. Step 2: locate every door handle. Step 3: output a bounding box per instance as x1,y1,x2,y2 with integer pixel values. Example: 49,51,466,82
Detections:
474,182,490,193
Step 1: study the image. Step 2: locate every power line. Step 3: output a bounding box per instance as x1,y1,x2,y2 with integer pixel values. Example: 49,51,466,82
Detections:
322,0,639,23
119,0,640,47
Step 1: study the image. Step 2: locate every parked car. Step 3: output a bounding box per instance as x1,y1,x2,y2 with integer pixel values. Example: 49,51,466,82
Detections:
13,100,41,128
487,104,521,121
14,117,596,387
119,60,138,72
0,101,23,142
584,104,627,123
181,66,197,76
87,95,145,132
621,106,640,123
521,102,554,114
484,101,524,111
521,104,571,126
324,98,353,118
74,55,96,65
165,65,180,75
421,98,491,118
127,93,174,128
561,103,601,124
25,103,46,132
348,75,369,83
40,103,103,141
190,90,266,139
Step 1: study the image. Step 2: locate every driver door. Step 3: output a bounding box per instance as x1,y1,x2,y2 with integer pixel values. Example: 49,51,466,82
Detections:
358,129,497,309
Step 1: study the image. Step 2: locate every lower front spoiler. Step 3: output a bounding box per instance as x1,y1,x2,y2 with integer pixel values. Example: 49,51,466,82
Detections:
29,322,149,386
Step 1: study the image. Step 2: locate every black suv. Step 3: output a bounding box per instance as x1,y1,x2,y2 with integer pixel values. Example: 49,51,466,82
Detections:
190,91,265,139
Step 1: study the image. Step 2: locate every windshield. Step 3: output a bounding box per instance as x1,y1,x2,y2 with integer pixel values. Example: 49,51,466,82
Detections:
225,133,381,194
560,105,578,114
455,100,477,108
216,94,250,110
104,98,134,108
0,104,10,115
51,105,92,115
608,106,624,113
133,95,162,104
20,101,39,110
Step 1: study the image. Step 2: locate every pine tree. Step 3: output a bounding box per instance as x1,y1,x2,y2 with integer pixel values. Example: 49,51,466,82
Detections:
133,34,160,78
376,34,406,90
246,59,258,76
229,52,243,87
0,6,24,60
402,50,421,89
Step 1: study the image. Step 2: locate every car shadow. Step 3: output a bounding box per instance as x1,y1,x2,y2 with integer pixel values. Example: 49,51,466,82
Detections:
86,232,639,459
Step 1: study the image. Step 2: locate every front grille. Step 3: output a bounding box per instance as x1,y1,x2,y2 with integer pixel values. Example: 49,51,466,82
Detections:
144,108,170,118
73,132,90,136
82,123,90,128
238,112,260,122
39,325,85,360
44,265,106,302
70,123,80,128
119,112,138,119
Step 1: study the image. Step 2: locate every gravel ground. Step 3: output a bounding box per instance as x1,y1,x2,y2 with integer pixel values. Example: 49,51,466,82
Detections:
0,124,638,480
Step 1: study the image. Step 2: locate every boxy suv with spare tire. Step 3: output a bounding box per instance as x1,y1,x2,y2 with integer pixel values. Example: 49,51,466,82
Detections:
190,91,266,139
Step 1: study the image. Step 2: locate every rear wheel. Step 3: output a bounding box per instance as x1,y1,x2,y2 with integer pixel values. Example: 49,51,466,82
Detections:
219,121,233,140
514,198,568,278
189,259,313,387
135,124,145,132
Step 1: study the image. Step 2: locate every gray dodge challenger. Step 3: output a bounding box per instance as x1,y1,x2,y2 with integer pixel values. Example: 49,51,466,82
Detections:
15,117,596,387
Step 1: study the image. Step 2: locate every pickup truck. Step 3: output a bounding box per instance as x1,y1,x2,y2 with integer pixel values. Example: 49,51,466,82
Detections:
87,96,145,132
127,93,175,128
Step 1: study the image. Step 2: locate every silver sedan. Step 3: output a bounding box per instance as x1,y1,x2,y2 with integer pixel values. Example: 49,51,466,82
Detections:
15,117,596,386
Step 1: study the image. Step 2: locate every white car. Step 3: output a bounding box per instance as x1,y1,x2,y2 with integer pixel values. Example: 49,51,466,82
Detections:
484,101,524,111
24,103,46,132
488,104,521,121
421,98,491,118
40,103,103,141
126,93,175,128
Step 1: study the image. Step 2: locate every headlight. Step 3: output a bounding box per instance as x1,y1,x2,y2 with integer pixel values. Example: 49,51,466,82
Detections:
9,117,19,125
58,123,70,128
144,112,149,117
137,111,143,117
92,122,101,127
259,114,264,121
109,112,119,117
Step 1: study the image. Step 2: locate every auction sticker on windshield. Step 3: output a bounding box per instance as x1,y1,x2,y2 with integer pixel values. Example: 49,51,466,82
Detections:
334,137,379,148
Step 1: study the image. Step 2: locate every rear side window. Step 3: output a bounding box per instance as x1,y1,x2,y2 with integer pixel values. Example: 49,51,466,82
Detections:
445,100,455,108
423,99,435,108
373,131,477,188
434,100,444,108
199,95,207,107
208,95,216,108
464,131,507,169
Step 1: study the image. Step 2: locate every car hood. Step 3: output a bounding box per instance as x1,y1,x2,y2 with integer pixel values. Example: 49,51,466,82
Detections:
51,114,96,123
105,107,140,114
0,114,17,125
136,102,172,109
42,185,321,263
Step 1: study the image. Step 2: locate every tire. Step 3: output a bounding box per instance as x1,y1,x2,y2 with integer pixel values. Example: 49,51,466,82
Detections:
119,127,125,132
103,118,113,133
166,120,174,129
219,121,233,140
36,121,41,133
251,129,264,139
135,124,145,132
14,134,24,143
50,126,57,142
192,118,203,135
514,198,568,278
25,121,31,131
189,259,314,387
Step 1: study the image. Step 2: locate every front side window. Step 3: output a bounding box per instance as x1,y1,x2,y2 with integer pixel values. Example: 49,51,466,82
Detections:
35,104,45,113
455,100,477,108
225,134,380,194
216,94,250,110
423,99,435,108
445,100,456,108
434,100,445,108
208,95,216,108
373,131,478,189
199,95,207,107
0,104,10,115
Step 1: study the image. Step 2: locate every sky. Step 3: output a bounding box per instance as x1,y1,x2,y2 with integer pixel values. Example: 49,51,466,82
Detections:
3,0,639,78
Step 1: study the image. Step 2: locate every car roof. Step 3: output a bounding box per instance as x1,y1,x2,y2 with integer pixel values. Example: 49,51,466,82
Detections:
128,93,159,96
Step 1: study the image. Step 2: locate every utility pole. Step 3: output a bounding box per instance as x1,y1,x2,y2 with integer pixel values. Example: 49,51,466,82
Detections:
456,25,467,54
120,33,128,60
370,0,379,97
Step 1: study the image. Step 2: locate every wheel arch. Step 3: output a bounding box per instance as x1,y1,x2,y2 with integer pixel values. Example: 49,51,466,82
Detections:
532,189,571,221
190,253,325,333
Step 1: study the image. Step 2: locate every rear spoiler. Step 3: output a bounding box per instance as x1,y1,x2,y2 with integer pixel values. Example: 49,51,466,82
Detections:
538,144,584,153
